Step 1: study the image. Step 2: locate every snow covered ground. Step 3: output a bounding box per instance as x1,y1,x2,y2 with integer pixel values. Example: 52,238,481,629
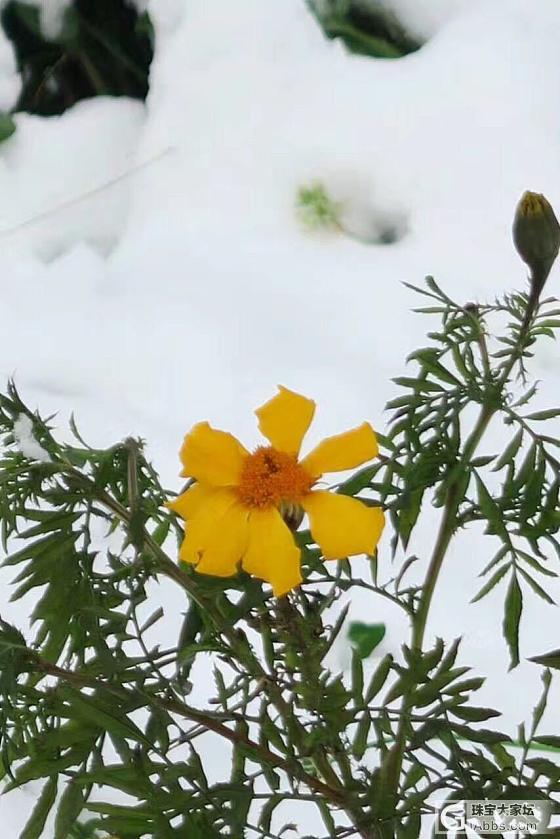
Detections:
1,0,560,834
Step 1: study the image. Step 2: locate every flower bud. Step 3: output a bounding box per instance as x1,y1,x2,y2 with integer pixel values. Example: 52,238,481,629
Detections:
512,191,560,294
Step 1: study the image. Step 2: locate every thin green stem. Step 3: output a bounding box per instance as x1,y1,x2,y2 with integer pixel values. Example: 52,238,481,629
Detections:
381,282,543,828
411,402,494,653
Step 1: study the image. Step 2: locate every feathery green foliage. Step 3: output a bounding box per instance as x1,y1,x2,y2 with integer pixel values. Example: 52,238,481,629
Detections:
1,195,560,838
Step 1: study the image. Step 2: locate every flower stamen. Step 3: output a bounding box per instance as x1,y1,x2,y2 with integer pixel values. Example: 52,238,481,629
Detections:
236,446,315,510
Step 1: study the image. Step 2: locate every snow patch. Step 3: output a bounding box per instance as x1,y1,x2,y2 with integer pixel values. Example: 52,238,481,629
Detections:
13,414,49,461
0,97,146,260
362,0,493,40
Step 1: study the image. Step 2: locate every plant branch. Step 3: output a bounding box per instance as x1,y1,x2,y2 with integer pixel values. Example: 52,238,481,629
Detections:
28,654,349,809
380,282,544,826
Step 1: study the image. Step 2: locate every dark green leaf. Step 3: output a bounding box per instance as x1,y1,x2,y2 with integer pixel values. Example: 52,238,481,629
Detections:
0,113,16,144
450,723,510,745
318,801,336,835
140,607,164,633
471,564,509,603
348,622,386,659
54,781,85,839
493,428,523,471
471,454,497,467
449,706,501,723
529,649,560,670
524,408,560,421
19,775,58,839
503,573,522,669
365,653,393,703
61,691,149,747
351,649,364,704
525,757,560,778
259,795,282,832
443,676,485,696
518,568,555,605
533,736,560,750
338,465,378,496
352,713,371,760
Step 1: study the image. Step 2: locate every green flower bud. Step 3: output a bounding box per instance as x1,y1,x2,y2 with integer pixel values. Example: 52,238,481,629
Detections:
512,191,560,294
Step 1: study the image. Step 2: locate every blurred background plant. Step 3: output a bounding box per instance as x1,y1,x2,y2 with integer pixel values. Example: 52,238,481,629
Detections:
0,0,419,158
1,0,153,116
297,181,342,231
307,0,420,58
0,0,418,125
296,179,408,245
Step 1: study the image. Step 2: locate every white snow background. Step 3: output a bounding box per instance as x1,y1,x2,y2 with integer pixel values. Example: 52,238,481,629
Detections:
1,0,560,834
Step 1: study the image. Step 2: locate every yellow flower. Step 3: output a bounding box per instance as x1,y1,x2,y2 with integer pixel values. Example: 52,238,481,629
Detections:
168,386,385,597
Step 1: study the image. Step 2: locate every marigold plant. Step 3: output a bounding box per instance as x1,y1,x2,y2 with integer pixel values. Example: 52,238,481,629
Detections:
0,194,559,839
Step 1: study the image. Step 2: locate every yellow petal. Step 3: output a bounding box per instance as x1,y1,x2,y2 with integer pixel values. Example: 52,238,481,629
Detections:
179,488,238,564
302,422,379,477
196,503,250,578
179,421,248,485
167,483,213,520
181,490,249,577
302,491,385,560
242,508,302,597
255,386,316,455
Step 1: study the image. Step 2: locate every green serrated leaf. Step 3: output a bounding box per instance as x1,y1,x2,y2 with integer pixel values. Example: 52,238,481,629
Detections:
489,742,515,771
493,428,524,471
443,676,485,696
503,573,523,669
352,713,371,761
471,454,497,467
518,567,555,605
318,800,336,835
532,668,552,732
475,475,508,539
140,607,164,633
412,666,470,708
392,376,445,393
533,735,560,749
449,706,501,723
19,775,58,839
337,464,378,496
365,653,393,703
450,723,510,745
471,564,509,603
529,649,560,670
351,649,364,704
525,756,560,778
524,408,560,421
54,781,85,839
259,794,283,832
61,690,149,747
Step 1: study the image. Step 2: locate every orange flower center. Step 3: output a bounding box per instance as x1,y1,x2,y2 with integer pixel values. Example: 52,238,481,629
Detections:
236,446,315,509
